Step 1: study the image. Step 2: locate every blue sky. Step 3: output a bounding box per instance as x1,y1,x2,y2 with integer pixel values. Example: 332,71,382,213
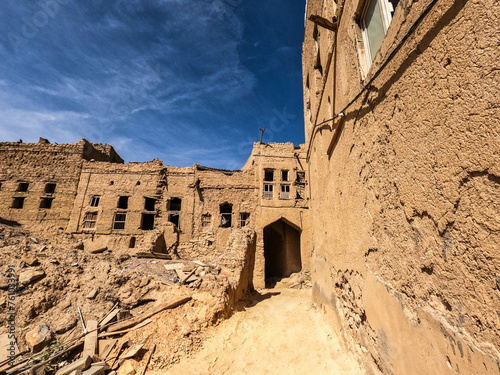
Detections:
0,0,306,169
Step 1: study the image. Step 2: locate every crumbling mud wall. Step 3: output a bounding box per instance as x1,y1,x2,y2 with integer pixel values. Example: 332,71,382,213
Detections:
216,227,256,315
0,139,121,229
0,138,312,291
303,0,499,374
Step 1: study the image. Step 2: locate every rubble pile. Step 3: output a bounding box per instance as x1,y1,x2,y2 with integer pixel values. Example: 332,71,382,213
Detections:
0,223,255,375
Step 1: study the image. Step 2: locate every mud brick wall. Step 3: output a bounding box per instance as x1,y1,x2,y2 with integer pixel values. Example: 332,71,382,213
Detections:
0,139,121,228
67,160,164,236
303,0,500,373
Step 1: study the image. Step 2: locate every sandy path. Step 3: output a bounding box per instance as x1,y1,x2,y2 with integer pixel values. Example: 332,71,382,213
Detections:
163,287,365,375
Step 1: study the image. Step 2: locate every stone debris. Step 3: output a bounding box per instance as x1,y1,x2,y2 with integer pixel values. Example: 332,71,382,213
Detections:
25,324,53,353
18,268,45,285
21,254,39,266
86,289,98,300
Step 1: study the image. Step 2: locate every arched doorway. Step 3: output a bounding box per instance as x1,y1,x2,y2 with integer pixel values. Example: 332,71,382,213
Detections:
264,219,301,283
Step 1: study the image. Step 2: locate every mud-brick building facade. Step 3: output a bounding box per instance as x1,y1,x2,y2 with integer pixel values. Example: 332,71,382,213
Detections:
0,138,311,289
303,0,499,373
0,138,123,228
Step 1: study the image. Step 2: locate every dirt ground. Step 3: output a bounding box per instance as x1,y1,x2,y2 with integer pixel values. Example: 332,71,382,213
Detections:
161,286,366,375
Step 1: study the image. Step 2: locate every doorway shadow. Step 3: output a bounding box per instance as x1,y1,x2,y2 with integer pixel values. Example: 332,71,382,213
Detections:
235,290,281,312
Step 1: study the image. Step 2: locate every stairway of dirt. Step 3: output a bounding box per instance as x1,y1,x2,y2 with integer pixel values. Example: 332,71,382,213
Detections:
160,286,366,375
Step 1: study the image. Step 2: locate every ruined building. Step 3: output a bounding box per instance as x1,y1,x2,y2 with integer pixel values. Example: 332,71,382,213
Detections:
0,139,310,290
303,0,499,373
1,0,498,372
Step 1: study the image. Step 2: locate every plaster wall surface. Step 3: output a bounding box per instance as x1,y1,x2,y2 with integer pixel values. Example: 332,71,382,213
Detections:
303,0,499,373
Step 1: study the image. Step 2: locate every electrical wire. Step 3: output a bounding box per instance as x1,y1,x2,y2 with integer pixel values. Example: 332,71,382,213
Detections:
306,0,441,160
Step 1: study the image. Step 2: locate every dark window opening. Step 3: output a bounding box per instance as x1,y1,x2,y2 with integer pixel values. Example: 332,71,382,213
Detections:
39,198,54,209
90,196,100,207
281,170,289,181
168,213,180,229
0,182,2,190
202,214,211,227
167,197,182,211
296,186,305,200
12,197,25,209
264,169,274,182
240,213,250,227
144,197,156,211
141,213,155,230
220,203,232,228
45,183,56,194
17,182,29,192
83,212,97,229
129,237,136,248
296,171,306,183
118,196,129,209
113,212,126,230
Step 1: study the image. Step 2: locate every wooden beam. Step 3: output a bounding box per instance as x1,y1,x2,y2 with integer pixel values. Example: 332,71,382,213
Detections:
107,296,191,333
326,114,346,156
308,15,338,31
83,320,98,357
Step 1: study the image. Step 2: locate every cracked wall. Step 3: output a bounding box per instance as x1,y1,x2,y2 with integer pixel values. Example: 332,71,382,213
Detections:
304,0,499,373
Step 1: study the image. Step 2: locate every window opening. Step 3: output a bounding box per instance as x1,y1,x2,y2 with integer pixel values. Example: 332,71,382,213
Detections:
39,197,54,209
141,213,155,230
280,185,291,199
264,169,274,182
45,183,56,194
313,26,323,74
83,212,97,229
17,182,29,192
167,197,181,229
263,184,274,199
281,170,289,182
167,198,182,211
129,237,136,248
90,196,100,207
113,212,126,230
144,197,156,211
117,196,129,209
361,0,399,65
220,203,232,228
202,214,211,227
12,197,25,209
168,213,180,228
240,213,250,227
296,185,305,200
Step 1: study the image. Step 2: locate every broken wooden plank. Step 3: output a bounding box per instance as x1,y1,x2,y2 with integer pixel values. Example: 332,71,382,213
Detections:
83,320,98,357
110,340,131,370
98,339,117,360
55,355,92,375
106,296,191,333
98,302,119,326
138,344,155,375
99,309,120,328
120,344,144,360
135,252,171,260
98,319,152,338
180,269,197,285
174,268,186,279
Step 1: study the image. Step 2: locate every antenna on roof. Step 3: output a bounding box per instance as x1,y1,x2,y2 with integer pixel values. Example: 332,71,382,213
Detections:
259,127,266,143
